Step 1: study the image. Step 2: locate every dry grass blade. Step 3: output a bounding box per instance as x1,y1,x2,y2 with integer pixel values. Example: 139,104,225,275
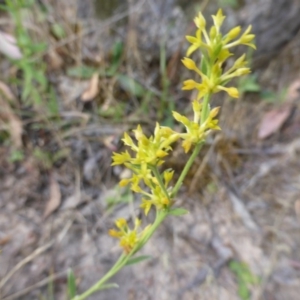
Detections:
81,73,99,101
1,270,67,300
0,242,53,291
0,82,22,147
43,173,61,219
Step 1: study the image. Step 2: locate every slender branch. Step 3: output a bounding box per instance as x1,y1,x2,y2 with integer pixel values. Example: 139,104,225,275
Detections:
170,141,204,198
200,93,211,126
150,166,170,200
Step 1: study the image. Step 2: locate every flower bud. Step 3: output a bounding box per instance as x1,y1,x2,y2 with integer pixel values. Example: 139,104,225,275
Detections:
226,26,241,41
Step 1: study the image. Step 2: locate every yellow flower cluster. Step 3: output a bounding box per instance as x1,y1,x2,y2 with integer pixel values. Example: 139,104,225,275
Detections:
183,9,255,99
109,218,150,253
173,102,220,153
109,9,255,253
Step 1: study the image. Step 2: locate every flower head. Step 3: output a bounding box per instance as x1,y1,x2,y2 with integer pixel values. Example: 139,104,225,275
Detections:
183,9,256,100
173,106,220,153
109,218,150,253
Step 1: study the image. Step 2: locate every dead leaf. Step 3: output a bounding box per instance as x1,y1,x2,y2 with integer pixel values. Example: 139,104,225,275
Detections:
81,73,99,101
46,50,63,71
103,135,117,151
295,200,300,221
258,105,292,140
0,81,16,101
287,78,300,102
0,31,22,60
43,174,61,219
61,169,81,209
0,235,11,246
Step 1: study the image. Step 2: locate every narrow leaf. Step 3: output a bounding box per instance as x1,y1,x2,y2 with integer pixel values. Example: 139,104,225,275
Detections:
168,208,189,216
125,255,151,266
117,74,145,97
67,269,76,299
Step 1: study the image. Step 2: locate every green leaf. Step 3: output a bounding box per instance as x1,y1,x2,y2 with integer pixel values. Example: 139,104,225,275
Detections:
168,208,189,216
67,269,77,299
51,23,66,39
229,260,260,300
218,0,239,9
200,55,208,75
125,255,151,266
67,65,97,79
112,41,123,62
9,150,24,162
238,284,250,300
47,87,59,115
239,75,260,93
105,185,133,208
117,74,145,97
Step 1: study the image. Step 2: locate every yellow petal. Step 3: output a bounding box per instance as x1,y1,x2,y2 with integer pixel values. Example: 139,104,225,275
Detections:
186,44,199,57
212,9,225,31
108,229,122,238
218,86,239,98
226,26,241,42
163,170,174,186
115,218,127,229
182,57,197,70
194,12,206,29
119,178,131,187
182,139,192,153
140,200,152,216
182,79,198,90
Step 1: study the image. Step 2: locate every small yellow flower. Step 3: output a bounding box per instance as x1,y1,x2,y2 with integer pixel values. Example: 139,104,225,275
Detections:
212,9,225,33
186,29,202,57
217,86,239,98
194,12,206,30
224,26,241,43
109,218,150,253
140,175,174,216
111,151,131,166
163,169,174,187
182,9,255,101
173,106,220,153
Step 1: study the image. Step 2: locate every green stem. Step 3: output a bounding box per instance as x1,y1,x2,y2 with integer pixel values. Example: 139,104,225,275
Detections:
151,166,170,200
170,142,204,198
73,91,212,300
72,254,126,300
72,211,168,300
200,93,211,125
139,210,168,248
171,93,211,198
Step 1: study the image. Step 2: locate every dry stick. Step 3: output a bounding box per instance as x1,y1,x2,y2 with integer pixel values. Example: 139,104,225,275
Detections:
0,241,54,291
31,0,147,62
188,135,221,194
1,270,67,300
0,219,74,296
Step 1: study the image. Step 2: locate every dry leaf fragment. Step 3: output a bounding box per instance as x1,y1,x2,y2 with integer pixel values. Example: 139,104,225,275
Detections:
46,50,63,71
43,174,61,219
287,78,300,102
258,105,292,140
0,82,22,147
295,200,300,221
81,73,99,101
0,31,22,60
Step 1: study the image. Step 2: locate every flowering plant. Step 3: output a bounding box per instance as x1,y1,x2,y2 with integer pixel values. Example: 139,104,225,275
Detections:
71,9,255,300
